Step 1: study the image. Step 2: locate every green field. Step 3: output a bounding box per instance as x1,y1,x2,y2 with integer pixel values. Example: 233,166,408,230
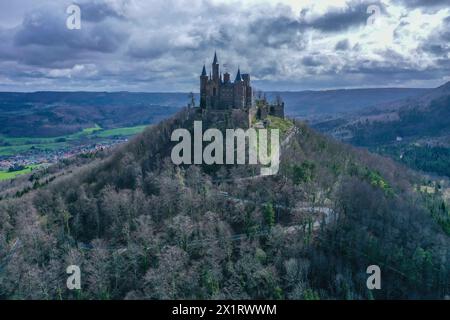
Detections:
0,124,148,157
0,165,41,181
94,125,147,138
266,115,294,136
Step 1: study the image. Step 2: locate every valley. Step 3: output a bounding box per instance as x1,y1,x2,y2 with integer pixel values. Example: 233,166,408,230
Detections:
312,81,450,179
0,88,428,181
0,124,148,181
0,108,448,299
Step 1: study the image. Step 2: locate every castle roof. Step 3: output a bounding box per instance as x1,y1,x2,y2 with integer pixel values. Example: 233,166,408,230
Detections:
201,65,207,76
213,51,218,64
235,68,242,82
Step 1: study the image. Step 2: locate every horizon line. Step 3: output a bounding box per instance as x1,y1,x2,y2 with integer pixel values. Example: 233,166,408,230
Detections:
0,85,439,94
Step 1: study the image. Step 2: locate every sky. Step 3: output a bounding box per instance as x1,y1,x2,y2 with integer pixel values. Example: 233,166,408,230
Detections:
0,0,449,92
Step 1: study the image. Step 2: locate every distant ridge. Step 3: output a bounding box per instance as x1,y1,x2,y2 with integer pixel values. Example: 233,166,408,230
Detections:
266,87,430,117
314,81,450,148
0,87,434,137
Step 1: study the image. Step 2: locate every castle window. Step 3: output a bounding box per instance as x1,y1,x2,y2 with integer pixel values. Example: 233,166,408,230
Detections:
213,88,217,96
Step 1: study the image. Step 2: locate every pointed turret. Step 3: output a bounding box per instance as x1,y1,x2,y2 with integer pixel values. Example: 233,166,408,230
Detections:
212,51,219,83
200,64,208,109
235,68,242,82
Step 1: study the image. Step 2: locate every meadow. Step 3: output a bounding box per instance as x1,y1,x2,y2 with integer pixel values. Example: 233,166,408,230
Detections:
0,124,147,157
0,124,149,180
0,164,41,181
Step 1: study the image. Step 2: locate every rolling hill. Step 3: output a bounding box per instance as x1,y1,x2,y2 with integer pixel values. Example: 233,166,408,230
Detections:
0,88,428,138
313,82,450,177
0,92,186,137
267,88,430,119
0,108,448,299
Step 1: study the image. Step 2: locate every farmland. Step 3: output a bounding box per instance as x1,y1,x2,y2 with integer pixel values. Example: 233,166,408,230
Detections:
0,124,149,181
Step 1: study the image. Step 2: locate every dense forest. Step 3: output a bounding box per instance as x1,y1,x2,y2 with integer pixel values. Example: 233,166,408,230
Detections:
0,109,449,299
313,82,450,180
349,95,450,146
375,145,450,178
0,92,183,137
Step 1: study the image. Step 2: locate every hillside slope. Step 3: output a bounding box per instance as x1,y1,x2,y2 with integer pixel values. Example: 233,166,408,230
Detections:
314,82,450,177
0,88,428,138
269,88,430,119
0,109,448,299
0,92,185,137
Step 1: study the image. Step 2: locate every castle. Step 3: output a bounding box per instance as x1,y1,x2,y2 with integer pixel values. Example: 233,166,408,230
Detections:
200,52,253,110
198,52,284,123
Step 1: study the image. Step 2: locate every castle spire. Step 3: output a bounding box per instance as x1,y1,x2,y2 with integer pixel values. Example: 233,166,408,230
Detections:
235,67,242,82
201,64,207,76
212,51,219,82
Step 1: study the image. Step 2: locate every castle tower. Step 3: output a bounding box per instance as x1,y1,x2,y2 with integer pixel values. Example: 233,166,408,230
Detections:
212,51,220,84
242,74,253,108
200,64,208,109
211,52,220,108
233,68,245,109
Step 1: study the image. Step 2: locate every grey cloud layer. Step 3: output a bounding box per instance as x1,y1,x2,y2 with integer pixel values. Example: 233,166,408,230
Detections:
0,0,448,91
394,0,449,9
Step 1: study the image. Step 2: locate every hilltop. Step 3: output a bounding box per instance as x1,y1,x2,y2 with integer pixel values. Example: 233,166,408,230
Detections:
0,108,448,299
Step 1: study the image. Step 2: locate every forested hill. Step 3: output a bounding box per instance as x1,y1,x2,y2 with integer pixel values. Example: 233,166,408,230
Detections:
0,88,428,137
312,82,450,178
267,87,430,118
315,81,450,146
0,109,448,299
0,92,186,137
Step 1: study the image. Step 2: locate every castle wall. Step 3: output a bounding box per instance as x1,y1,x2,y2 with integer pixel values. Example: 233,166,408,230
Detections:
219,84,234,109
233,82,246,109
245,85,253,108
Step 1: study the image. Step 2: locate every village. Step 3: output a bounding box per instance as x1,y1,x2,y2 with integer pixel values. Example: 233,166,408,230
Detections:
0,138,128,174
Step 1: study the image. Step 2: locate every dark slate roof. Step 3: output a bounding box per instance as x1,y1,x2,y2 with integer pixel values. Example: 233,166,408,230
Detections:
213,51,218,64
201,65,207,76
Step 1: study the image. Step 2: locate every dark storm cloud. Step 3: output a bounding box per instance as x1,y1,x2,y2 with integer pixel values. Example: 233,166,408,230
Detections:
248,16,304,48
14,8,128,54
127,43,168,59
420,16,450,56
247,0,386,47
335,39,351,51
76,0,129,22
0,0,449,92
302,56,323,67
306,0,386,32
342,55,442,82
393,0,450,9
254,64,280,78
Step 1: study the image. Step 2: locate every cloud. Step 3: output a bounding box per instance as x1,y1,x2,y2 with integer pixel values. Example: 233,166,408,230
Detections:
0,0,449,92
335,39,351,51
393,0,450,9
420,16,450,56
13,7,129,54
76,0,132,22
303,0,387,32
